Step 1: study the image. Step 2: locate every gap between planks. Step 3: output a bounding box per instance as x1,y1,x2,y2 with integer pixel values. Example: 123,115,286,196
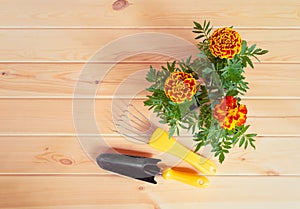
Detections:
1,26,300,30
1,133,300,137
0,96,300,100
0,61,299,64
0,173,299,177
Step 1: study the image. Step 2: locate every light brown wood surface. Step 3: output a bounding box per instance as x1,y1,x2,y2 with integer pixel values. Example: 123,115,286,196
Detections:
0,29,299,62
0,63,299,97
0,0,299,27
0,136,299,175
0,0,299,208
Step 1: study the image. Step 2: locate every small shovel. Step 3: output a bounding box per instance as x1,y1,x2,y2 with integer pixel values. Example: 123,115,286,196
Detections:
96,153,209,188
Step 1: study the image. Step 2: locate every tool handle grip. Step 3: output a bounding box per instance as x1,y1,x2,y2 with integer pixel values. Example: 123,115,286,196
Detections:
162,168,209,188
149,128,217,175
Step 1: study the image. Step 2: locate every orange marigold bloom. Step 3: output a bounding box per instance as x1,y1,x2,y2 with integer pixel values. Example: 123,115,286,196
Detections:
209,28,242,59
213,96,247,130
164,72,197,104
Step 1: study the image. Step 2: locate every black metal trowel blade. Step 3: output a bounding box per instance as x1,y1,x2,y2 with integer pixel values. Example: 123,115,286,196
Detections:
96,153,161,184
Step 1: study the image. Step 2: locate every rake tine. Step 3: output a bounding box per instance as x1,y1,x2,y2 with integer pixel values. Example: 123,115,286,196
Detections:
127,105,153,129
116,121,142,135
117,113,142,131
129,104,152,123
119,107,151,132
117,117,153,136
126,114,151,132
114,103,157,143
115,124,149,143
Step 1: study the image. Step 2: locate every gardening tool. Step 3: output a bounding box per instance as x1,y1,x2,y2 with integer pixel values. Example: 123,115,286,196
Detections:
114,104,217,175
96,153,209,188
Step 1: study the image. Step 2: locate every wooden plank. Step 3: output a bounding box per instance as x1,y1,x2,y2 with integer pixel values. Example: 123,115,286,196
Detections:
0,0,299,27
148,176,300,203
0,29,298,62
6,202,298,209
246,63,300,97
0,205,155,209
160,202,300,209
0,99,299,135
0,176,299,208
0,63,299,98
0,175,153,208
0,136,299,176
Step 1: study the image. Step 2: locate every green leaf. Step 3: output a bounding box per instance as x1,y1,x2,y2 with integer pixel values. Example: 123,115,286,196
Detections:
171,60,176,69
205,20,210,31
195,34,205,39
248,44,256,53
255,49,269,55
246,133,257,138
203,20,207,28
207,27,213,35
240,40,247,54
194,142,203,152
223,144,231,149
226,90,239,96
169,125,176,138
249,138,256,149
244,140,249,149
244,56,254,68
219,152,225,163
193,21,202,29
178,122,188,129
239,136,246,147
192,30,202,33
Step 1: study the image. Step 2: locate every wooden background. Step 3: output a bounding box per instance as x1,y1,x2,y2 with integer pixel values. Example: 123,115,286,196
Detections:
1,0,300,208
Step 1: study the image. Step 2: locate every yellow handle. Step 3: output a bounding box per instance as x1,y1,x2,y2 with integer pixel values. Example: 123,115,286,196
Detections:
149,128,217,175
162,168,209,188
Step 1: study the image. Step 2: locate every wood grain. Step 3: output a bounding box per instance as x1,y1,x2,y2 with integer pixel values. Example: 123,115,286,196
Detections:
0,0,299,27
160,202,300,209
0,63,299,98
0,29,298,62
0,206,155,209
1,0,299,208
0,176,299,208
0,175,153,208
0,99,299,135
0,136,299,175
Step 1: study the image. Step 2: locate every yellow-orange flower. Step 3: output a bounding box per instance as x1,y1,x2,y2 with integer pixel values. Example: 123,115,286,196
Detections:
213,96,247,130
164,72,197,104
209,28,242,59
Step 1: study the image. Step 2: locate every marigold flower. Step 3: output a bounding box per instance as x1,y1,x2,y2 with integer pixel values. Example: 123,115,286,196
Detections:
213,96,247,130
164,72,197,104
209,27,242,59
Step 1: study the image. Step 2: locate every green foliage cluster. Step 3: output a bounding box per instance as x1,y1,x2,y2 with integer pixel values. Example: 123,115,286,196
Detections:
144,20,268,163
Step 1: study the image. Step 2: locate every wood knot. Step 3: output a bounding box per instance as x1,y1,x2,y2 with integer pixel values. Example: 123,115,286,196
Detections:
138,185,144,191
112,0,130,11
1,71,8,76
59,158,73,165
34,148,75,166
51,154,75,166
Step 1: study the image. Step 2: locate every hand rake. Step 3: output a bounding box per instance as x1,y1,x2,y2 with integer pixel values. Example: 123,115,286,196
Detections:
114,104,217,175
